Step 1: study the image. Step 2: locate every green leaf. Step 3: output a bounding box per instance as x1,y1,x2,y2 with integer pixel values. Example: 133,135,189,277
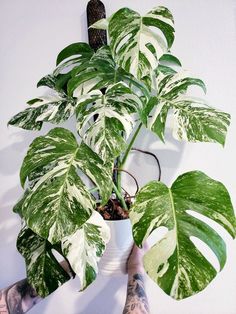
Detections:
13,189,31,217
67,46,117,95
37,73,72,93
108,6,175,79
62,211,110,290
130,171,236,300
37,74,58,89
56,42,94,67
17,227,70,297
160,53,182,67
67,46,148,98
75,83,143,161
145,70,230,145
53,43,94,78
19,127,112,243
8,94,76,131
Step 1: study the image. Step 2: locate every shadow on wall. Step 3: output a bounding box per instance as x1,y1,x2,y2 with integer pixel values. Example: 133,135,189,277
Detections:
74,274,127,314
0,116,77,176
0,132,36,176
0,128,56,255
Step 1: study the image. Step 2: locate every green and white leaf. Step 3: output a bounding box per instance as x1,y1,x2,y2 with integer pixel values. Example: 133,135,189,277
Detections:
8,94,76,131
67,46,148,98
36,43,94,93
37,73,73,94
17,227,70,297
62,211,110,290
108,6,175,79
17,127,112,243
145,70,230,145
67,46,117,95
130,171,236,300
54,42,94,75
75,83,143,161
89,18,109,30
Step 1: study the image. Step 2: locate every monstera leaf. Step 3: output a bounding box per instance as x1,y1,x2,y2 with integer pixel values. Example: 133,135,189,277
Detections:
17,227,70,297
8,94,77,131
144,69,230,145
75,83,143,161
14,128,112,243
54,42,94,75
130,171,236,300
67,46,119,95
107,6,175,79
62,211,110,290
36,43,94,93
67,46,149,98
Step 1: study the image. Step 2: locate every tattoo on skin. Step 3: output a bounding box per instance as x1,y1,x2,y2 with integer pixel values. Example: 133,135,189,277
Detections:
123,273,150,314
0,279,41,314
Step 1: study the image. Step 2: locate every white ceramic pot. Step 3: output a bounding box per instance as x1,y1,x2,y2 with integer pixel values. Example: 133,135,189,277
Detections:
99,218,133,276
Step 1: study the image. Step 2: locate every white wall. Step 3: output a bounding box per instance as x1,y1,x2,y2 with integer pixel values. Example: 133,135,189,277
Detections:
1,0,236,313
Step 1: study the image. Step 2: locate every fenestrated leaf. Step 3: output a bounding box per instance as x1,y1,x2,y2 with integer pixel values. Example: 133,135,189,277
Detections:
145,70,230,145
37,73,72,93
130,171,236,300
108,6,175,79
17,227,70,297
55,42,94,74
37,74,58,89
67,46,148,98
75,83,143,161
8,94,76,131
62,211,110,290
18,127,112,244
67,46,117,95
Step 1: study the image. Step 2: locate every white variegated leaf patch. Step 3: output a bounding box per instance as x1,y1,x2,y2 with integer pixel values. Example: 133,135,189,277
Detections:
16,128,112,244
89,18,109,30
108,6,175,79
130,171,236,300
67,46,148,98
8,94,76,131
75,83,143,162
145,69,230,145
62,211,110,290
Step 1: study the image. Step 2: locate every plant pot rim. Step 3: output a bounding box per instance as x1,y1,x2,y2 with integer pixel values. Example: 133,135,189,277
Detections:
104,217,130,222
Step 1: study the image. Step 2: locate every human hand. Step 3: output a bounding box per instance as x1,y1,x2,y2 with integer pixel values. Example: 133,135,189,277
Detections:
127,242,149,275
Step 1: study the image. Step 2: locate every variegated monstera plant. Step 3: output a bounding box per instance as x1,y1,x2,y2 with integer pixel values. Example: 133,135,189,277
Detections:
8,5,236,300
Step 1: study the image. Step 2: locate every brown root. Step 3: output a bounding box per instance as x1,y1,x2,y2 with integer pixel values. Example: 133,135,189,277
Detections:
96,197,132,220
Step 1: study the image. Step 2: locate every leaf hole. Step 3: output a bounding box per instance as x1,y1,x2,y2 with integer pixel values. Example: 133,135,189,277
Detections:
115,33,132,54
157,262,165,273
189,236,220,272
186,210,231,241
52,249,65,263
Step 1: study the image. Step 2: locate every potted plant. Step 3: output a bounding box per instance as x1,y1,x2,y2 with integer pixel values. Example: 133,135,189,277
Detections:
7,2,236,302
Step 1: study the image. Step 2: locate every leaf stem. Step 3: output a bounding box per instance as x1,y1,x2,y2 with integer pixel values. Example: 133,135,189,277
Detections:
116,156,122,192
116,123,142,194
112,182,128,211
120,123,142,170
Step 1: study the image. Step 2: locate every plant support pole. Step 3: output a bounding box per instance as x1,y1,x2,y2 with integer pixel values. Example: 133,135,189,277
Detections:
87,0,107,51
87,0,120,195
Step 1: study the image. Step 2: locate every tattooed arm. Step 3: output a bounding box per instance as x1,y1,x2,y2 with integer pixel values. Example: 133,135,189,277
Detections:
123,244,150,314
0,260,71,314
0,278,41,314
